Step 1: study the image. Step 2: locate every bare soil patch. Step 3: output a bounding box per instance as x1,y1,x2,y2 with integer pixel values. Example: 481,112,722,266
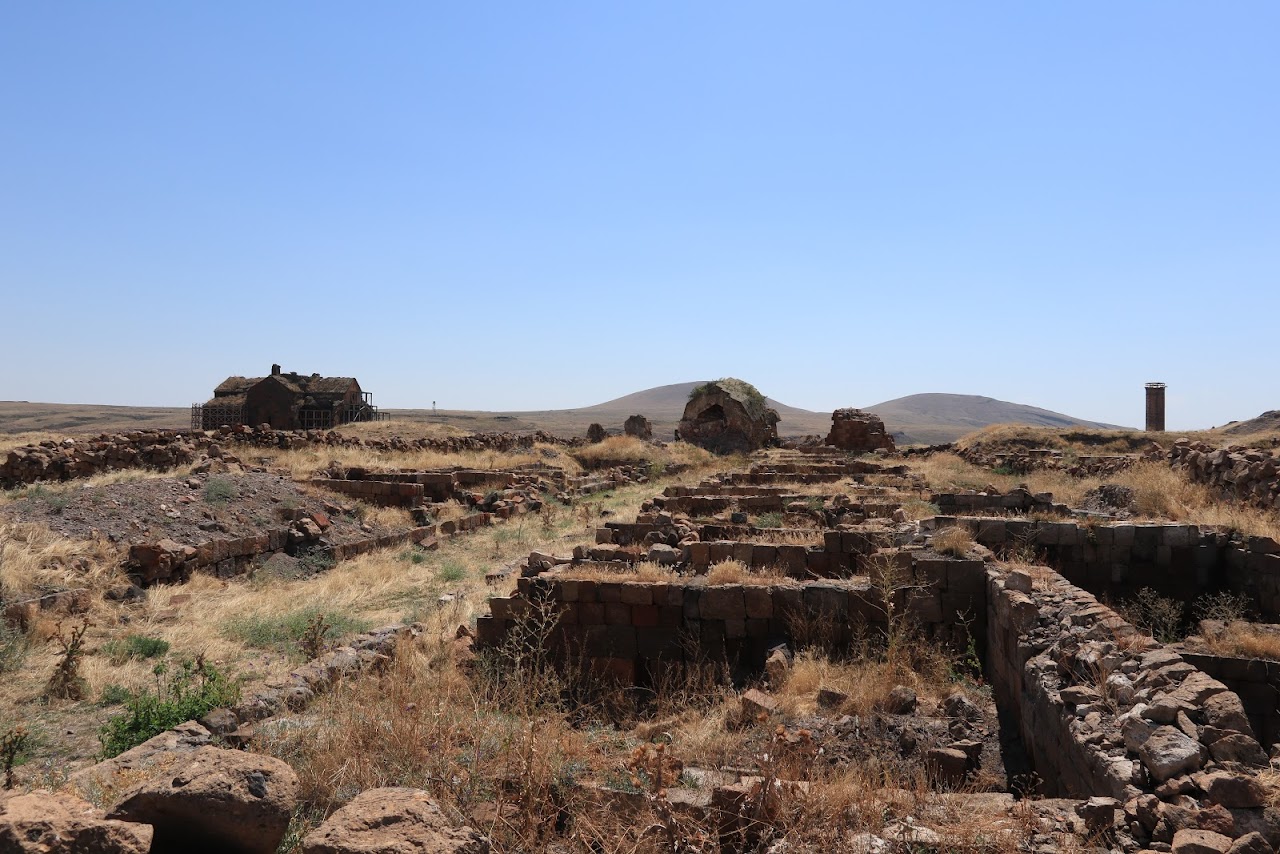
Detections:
0,471,408,549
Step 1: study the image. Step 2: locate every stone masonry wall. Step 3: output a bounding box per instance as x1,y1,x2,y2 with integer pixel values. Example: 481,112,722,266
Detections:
934,516,1280,617
986,565,1275,847
1170,440,1280,511
476,553,987,683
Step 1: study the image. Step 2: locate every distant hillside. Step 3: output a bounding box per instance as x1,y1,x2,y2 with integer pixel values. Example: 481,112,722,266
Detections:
865,393,1130,445
396,382,831,440
1218,411,1280,439
0,401,187,434
1,387,1131,447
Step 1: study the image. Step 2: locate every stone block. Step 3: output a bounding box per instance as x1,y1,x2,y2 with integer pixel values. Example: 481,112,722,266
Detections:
947,561,986,594
772,586,803,620
579,602,605,625
744,587,774,619
632,605,659,627
708,542,734,564
701,586,746,620
620,583,652,606
605,603,631,626
803,584,848,620
914,558,949,591
688,542,710,566
683,587,701,620
752,545,777,567
636,627,682,659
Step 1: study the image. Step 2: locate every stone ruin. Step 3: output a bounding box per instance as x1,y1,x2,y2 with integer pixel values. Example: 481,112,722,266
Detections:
475,448,1280,852
825,407,896,452
676,379,779,454
623,414,652,441
586,423,607,443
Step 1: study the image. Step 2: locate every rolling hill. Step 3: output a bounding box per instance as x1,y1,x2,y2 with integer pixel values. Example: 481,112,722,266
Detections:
864,393,1130,446
0,385,1131,446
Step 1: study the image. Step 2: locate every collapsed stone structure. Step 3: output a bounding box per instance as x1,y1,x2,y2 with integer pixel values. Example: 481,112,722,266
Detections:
623,414,652,440
825,408,895,452
1171,440,1280,510
676,379,780,454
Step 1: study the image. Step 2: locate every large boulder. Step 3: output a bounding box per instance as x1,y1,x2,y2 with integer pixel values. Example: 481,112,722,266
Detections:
71,720,214,798
302,788,489,854
0,790,152,853
106,745,298,854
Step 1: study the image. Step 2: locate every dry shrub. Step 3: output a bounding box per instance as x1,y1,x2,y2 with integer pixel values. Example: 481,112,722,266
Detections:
931,526,975,557
705,560,748,585
259,632,606,852
703,560,787,586
351,503,413,530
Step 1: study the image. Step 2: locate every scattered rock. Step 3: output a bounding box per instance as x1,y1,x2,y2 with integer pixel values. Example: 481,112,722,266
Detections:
301,788,489,854
106,746,298,854
884,685,918,714
1172,828,1234,854
0,791,153,854
1137,726,1207,782
925,747,969,787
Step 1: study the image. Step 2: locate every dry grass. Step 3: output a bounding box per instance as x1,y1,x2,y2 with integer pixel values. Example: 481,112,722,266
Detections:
705,560,791,586
245,442,579,481
570,436,716,471
556,562,679,583
931,526,975,558
908,453,1280,539
0,522,128,600
1,475,674,776
1203,623,1280,661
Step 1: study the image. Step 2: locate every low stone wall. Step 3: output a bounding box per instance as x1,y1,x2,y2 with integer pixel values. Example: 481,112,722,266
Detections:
0,425,583,489
311,478,426,507
126,523,438,585
931,488,1067,516
1,431,207,488
476,552,986,682
937,516,1280,616
986,565,1274,846
1170,440,1280,511
1180,650,1280,750
957,446,1146,478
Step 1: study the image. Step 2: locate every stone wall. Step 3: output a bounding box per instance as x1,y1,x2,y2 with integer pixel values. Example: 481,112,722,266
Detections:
1,431,206,488
0,426,584,490
476,552,987,682
126,523,438,585
931,488,1068,516
310,479,427,508
986,565,1275,846
825,408,895,452
1180,650,1280,750
1170,440,1280,511
935,516,1280,617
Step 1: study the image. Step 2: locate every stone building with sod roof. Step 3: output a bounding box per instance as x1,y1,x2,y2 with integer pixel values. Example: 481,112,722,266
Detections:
676,378,780,453
193,364,385,430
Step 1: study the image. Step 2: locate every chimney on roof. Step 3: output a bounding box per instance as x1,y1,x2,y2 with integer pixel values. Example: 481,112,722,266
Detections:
271,364,281,376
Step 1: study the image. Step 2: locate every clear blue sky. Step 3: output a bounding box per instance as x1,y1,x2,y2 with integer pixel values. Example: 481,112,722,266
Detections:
2,3,1276,430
